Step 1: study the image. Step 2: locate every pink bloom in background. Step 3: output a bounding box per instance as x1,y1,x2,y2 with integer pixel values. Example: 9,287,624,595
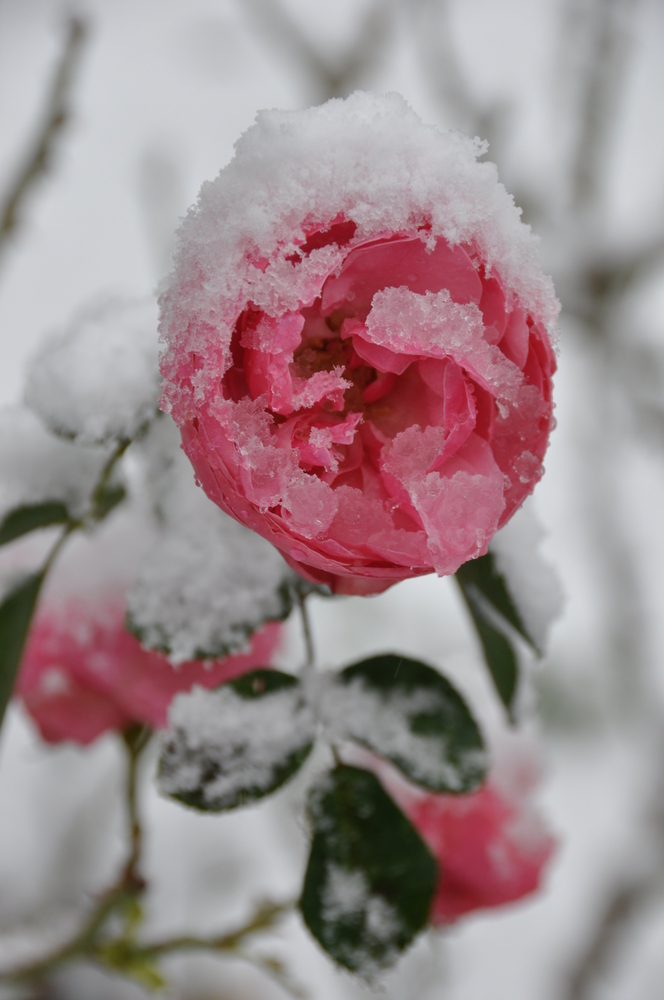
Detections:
161,93,558,595
399,771,555,923
17,600,281,745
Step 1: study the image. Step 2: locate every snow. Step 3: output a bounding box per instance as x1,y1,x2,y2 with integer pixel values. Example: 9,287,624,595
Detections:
0,406,109,527
161,94,558,419
490,498,564,651
316,673,487,792
319,862,402,976
24,298,160,446
159,681,315,808
127,438,298,663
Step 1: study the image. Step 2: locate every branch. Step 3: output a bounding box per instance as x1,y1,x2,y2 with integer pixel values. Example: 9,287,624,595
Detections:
565,879,657,1000
0,16,88,251
568,0,639,209
241,0,393,101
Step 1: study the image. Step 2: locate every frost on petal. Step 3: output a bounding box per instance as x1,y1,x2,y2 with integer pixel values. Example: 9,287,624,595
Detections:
489,499,564,651
0,407,109,526
382,428,505,575
365,287,523,400
25,299,160,445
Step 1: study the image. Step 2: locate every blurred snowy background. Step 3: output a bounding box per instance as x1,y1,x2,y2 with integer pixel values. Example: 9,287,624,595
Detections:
2,0,664,997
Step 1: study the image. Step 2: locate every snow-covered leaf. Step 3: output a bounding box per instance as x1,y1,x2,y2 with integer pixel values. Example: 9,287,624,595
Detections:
321,655,487,794
126,484,299,664
0,571,44,727
0,501,71,547
0,407,109,529
159,669,315,811
300,765,437,975
456,551,534,649
25,298,160,446
456,552,528,716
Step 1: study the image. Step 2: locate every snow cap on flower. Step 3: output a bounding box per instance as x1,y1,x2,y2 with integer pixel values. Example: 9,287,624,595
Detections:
160,91,558,595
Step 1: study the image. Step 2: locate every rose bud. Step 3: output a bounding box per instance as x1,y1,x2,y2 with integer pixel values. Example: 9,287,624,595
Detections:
17,598,282,745
160,92,558,595
387,752,555,923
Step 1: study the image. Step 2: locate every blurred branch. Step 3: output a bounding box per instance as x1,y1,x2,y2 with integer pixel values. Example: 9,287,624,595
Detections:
564,736,664,1000
567,0,638,209
565,878,657,1000
408,0,490,133
242,0,393,101
0,16,87,253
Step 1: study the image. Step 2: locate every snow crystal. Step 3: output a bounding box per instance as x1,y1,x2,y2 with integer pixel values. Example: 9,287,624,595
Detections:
25,298,160,446
490,498,564,651
319,863,401,976
159,682,315,807
365,287,524,399
0,407,109,527
127,445,297,663
315,674,487,792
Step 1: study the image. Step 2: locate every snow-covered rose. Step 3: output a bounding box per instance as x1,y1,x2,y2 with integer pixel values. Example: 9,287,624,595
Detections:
393,760,555,922
18,598,282,745
160,92,557,595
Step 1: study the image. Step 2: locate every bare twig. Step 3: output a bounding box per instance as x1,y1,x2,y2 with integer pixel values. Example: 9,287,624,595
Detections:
242,0,393,101
0,16,87,252
566,878,656,1000
568,0,639,209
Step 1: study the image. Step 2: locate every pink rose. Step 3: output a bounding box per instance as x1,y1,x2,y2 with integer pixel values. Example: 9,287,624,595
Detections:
396,771,555,923
17,598,282,745
161,93,557,595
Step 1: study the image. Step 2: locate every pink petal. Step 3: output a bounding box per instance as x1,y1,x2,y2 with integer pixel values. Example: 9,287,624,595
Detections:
321,236,482,319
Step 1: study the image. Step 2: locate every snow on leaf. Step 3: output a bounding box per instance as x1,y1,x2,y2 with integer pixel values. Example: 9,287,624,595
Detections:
318,655,487,793
159,670,315,811
25,298,160,446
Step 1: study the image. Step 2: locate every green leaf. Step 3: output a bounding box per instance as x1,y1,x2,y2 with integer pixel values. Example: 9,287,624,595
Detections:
300,765,437,975
91,480,126,521
159,669,315,812
0,501,70,546
456,552,537,650
0,572,44,728
468,608,519,716
455,552,535,718
332,655,487,794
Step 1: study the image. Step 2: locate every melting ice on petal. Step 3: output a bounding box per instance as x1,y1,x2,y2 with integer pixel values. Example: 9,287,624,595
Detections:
25,298,160,446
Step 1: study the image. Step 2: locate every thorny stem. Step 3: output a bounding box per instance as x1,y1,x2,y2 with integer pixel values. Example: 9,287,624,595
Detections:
297,590,316,672
0,17,87,252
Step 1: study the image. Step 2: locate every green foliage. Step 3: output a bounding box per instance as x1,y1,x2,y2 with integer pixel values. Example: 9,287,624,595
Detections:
300,765,437,975
0,501,70,546
90,479,126,522
0,572,44,728
159,669,314,812
456,551,537,718
336,654,487,793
